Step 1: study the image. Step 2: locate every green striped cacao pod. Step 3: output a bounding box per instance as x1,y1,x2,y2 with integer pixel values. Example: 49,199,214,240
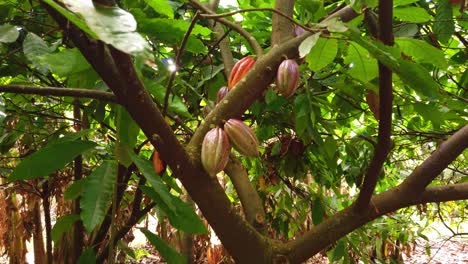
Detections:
201,127,230,176
224,119,259,157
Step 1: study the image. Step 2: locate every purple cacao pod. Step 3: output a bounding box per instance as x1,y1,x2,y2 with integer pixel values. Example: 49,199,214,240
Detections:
294,26,307,37
276,59,299,98
201,128,230,176
217,86,229,103
224,119,259,157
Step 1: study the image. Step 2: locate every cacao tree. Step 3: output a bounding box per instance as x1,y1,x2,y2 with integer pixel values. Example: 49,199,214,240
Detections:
0,0,467,263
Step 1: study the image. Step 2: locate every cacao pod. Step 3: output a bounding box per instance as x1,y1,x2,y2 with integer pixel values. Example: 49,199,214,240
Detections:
217,86,229,103
201,128,230,176
152,149,166,174
224,119,259,157
228,56,256,90
294,26,307,37
366,90,380,120
276,59,299,98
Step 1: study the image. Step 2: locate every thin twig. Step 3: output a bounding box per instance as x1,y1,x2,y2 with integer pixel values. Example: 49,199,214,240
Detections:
163,12,201,115
0,85,118,103
189,0,263,56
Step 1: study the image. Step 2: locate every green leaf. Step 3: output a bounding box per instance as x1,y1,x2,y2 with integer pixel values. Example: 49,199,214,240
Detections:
345,43,378,82
138,18,209,54
140,228,187,264
306,37,338,72
144,0,174,18
64,179,85,200
140,186,207,234
51,214,80,243
9,141,97,181
0,24,19,43
346,29,440,98
144,79,191,117
38,48,93,76
298,33,321,58
116,106,140,148
397,60,439,99
128,152,175,211
80,160,117,233
396,38,448,69
61,0,150,56
42,0,97,39
22,33,54,70
331,240,346,262
434,0,454,44
78,248,96,264
50,129,94,145
394,7,431,23
117,241,137,259
312,197,325,225
394,0,419,6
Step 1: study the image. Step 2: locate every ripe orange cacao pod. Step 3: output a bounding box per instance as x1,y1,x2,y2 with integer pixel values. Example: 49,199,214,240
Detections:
217,86,229,103
276,59,299,97
224,119,259,157
152,149,166,174
228,56,256,90
201,128,230,176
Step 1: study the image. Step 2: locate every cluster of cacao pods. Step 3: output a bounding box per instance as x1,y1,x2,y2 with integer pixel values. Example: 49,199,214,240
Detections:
201,119,259,176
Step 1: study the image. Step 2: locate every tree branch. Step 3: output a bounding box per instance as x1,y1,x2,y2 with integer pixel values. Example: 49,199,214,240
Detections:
206,0,235,77
0,85,117,103
355,0,394,211
402,125,468,193
224,156,266,232
189,0,264,56
271,0,295,45
283,126,468,263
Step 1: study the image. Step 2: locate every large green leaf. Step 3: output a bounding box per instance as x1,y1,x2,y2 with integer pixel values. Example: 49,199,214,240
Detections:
138,18,209,54
140,228,186,264
394,7,431,23
346,28,440,98
9,140,97,181
22,32,54,71
306,37,338,72
128,152,175,211
0,24,19,43
115,106,140,166
144,79,191,117
397,60,439,99
144,0,174,18
77,248,96,264
396,38,448,69
345,43,378,82
434,0,454,44
298,33,321,58
42,0,97,38
80,160,117,233
38,48,92,76
60,0,150,56
139,186,207,234
51,214,80,243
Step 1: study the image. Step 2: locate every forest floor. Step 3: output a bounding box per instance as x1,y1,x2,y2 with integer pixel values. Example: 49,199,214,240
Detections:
0,220,466,263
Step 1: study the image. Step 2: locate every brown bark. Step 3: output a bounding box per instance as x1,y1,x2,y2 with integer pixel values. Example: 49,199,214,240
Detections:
224,157,266,231
32,200,46,264
355,0,394,211
271,0,295,45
